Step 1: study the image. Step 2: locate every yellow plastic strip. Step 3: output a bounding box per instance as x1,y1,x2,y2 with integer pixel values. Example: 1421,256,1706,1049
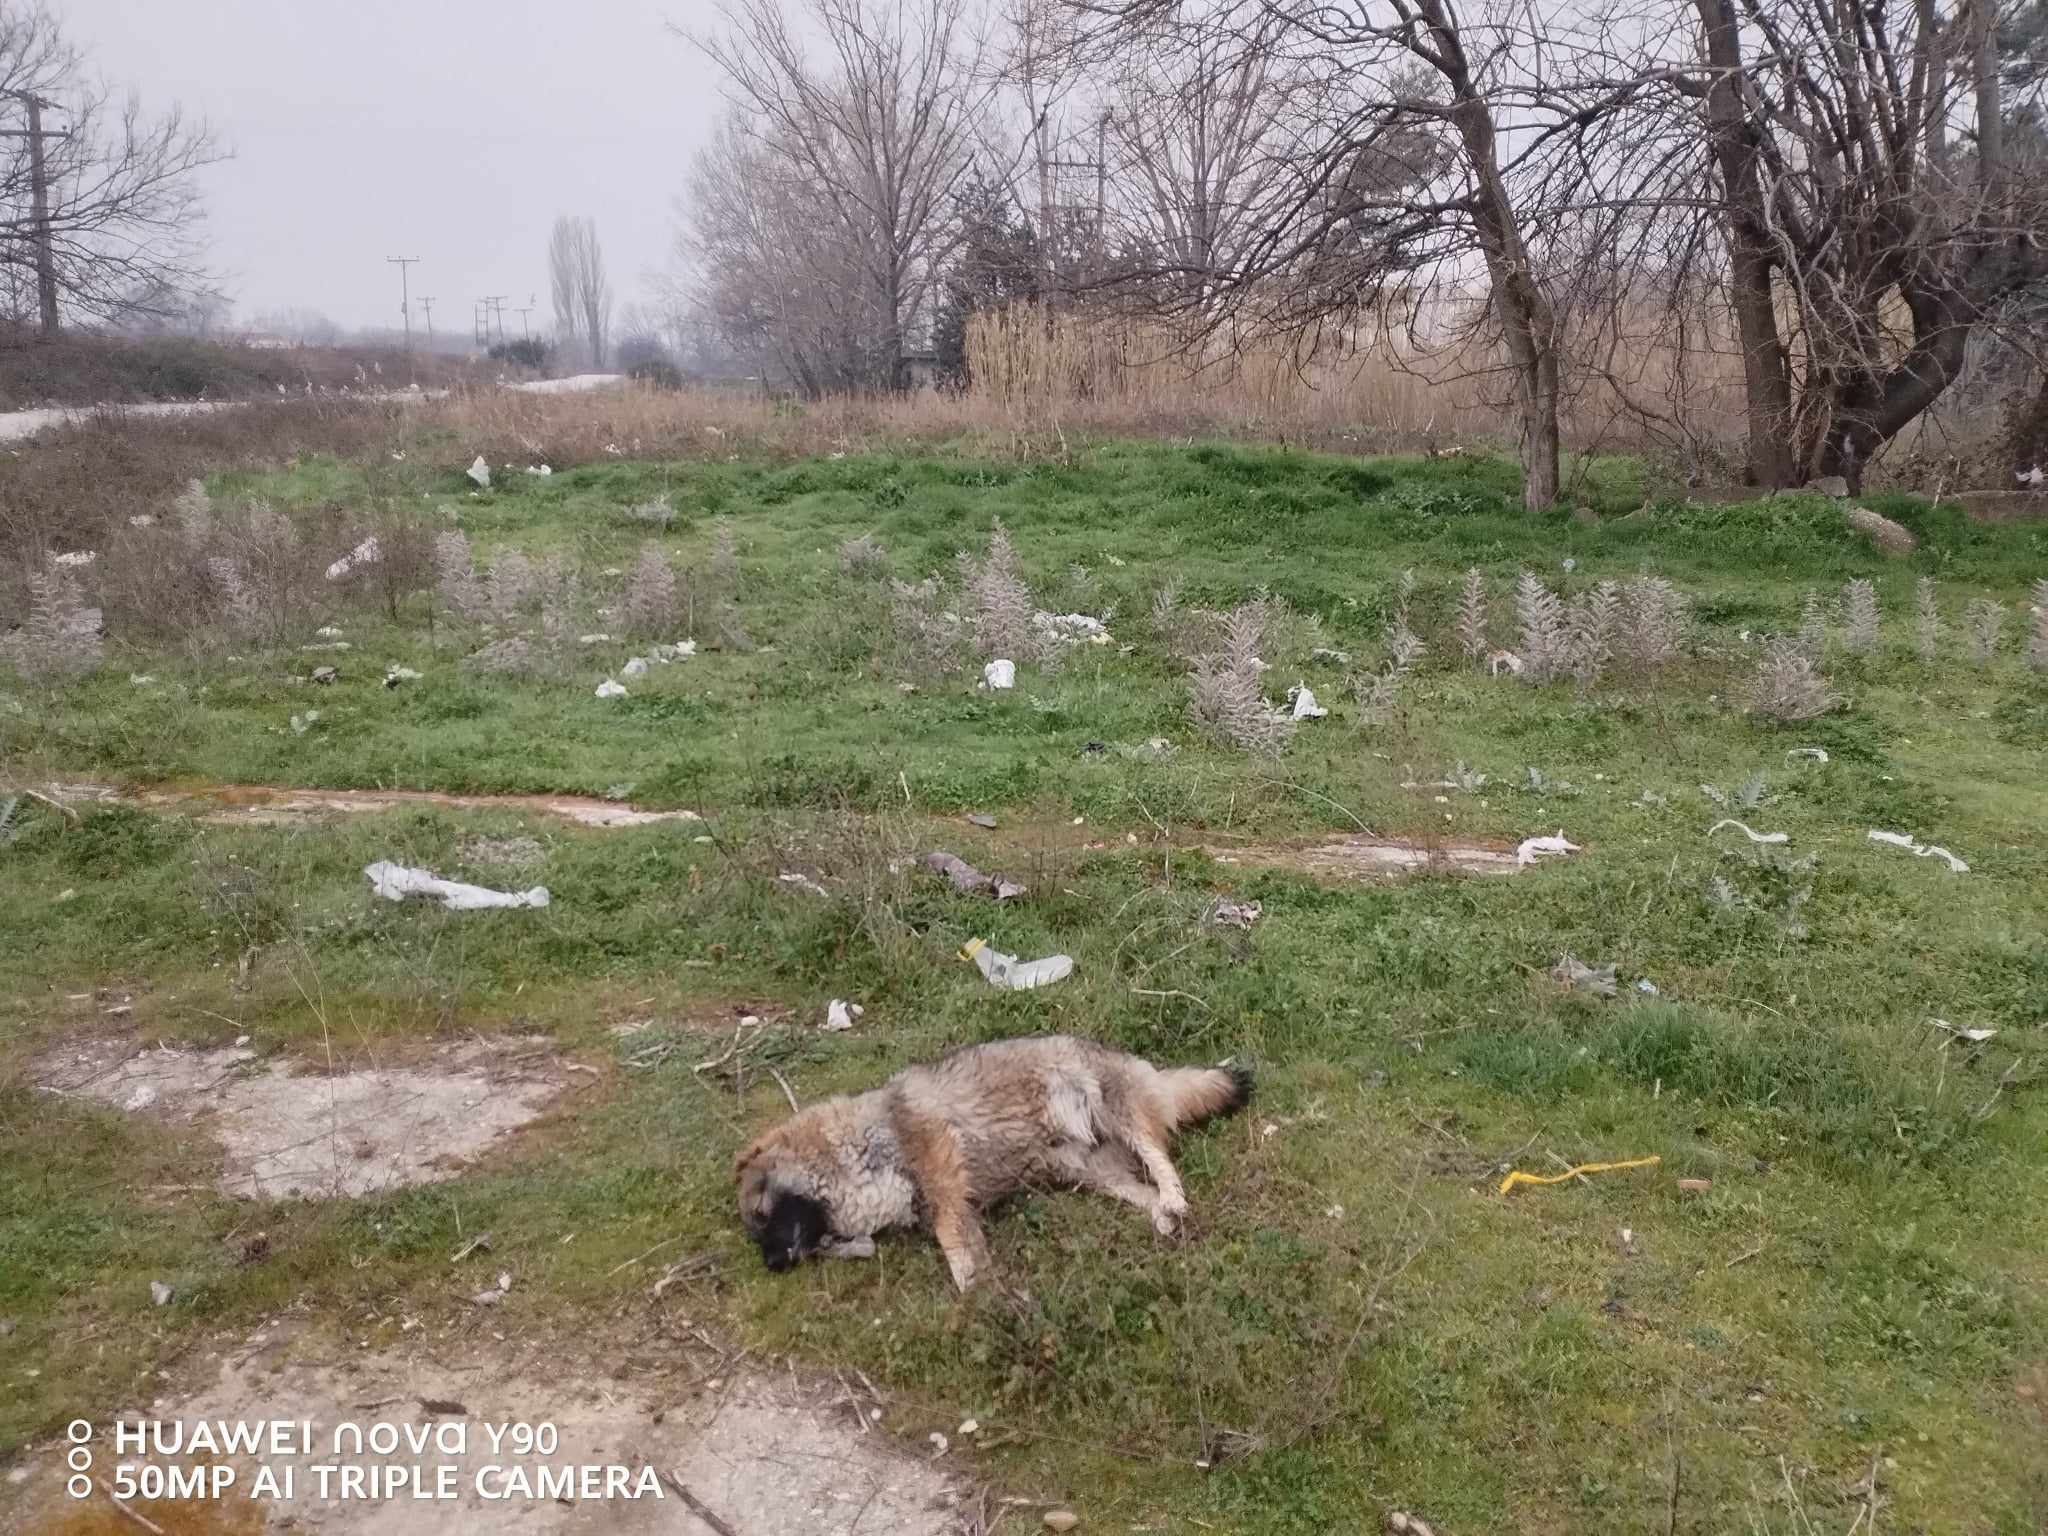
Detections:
1498,1155,1661,1195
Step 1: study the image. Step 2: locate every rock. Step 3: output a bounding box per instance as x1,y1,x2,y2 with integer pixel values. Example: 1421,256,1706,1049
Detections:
1805,475,1850,498
1844,504,1917,554
1043,1514,1079,1532
1677,1177,1712,1194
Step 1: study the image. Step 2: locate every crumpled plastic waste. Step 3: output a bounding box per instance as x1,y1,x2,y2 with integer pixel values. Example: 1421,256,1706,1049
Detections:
983,659,1015,690
1515,829,1580,866
824,998,864,1031
1552,953,1618,997
595,679,628,699
364,861,549,911
1868,828,1968,872
1288,682,1329,719
1708,819,1788,844
921,851,1025,900
324,536,381,581
467,455,491,489
960,938,1072,989
1209,898,1261,930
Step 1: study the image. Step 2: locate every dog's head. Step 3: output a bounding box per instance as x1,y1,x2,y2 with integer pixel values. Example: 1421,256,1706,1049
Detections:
735,1129,832,1274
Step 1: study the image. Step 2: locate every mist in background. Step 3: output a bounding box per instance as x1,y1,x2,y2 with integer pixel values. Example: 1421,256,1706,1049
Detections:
59,0,721,333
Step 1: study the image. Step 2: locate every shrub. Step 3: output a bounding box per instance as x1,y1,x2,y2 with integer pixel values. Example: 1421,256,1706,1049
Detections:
1748,636,1841,722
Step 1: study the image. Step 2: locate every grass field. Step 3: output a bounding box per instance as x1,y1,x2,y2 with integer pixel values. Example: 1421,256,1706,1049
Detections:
4,436,2046,1533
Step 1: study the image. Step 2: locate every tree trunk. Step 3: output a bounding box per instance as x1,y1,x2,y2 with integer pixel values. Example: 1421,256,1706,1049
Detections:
1693,0,1796,488
1423,0,1561,512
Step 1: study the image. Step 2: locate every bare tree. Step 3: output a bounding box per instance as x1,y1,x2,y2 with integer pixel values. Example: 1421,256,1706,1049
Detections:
686,0,984,391
1566,0,2048,489
1068,0,1605,510
548,214,613,369
0,3,220,335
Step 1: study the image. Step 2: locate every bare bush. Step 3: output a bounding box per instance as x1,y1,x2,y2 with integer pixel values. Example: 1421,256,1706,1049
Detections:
1189,602,1294,754
623,542,680,637
1842,579,1880,655
1355,603,1424,725
706,517,751,651
1965,597,2007,662
1455,568,1489,666
4,557,101,676
1915,577,1941,661
886,576,966,678
1566,580,1620,684
1514,571,1567,682
1748,637,1841,722
489,551,535,623
1797,589,1829,659
172,478,211,548
435,531,485,622
838,533,889,577
1618,571,1688,668
537,555,579,650
958,518,1037,661
205,555,258,634
623,497,678,529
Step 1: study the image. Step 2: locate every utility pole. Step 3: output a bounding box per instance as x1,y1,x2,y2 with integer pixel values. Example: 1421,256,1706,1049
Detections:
473,299,488,348
485,295,509,346
416,295,435,346
0,91,71,338
514,302,534,340
385,256,418,361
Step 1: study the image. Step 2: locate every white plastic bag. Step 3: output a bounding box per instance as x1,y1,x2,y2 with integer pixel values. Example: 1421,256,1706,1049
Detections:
467,455,491,489
1289,682,1328,719
961,938,1073,989
595,679,628,699
984,659,1015,690
1515,829,1581,866
364,861,549,911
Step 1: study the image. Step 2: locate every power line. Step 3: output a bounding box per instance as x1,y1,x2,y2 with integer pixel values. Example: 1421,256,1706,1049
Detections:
385,256,419,367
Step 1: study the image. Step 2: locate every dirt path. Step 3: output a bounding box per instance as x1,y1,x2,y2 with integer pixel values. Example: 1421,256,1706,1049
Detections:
41,781,702,830
40,779,1540,880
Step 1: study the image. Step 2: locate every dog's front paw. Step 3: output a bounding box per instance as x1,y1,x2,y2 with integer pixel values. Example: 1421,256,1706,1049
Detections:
1152,1197,1188,1238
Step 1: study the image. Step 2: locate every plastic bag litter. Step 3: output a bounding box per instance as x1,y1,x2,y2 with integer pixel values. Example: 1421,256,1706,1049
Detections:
324,536,381,581
1515,829,1580,866
1209,898,1261,930
524,464,552,476
365,861,550,911
1785,747,1829,763
1708,818,1788,844
1288,682,1329,719
1552,953,1618,997
983,659,1015,690
1931,1018,1997,1044
621,656,649,677
595,679,628,699
960,938,1072,990
921,851,1025,900
778,871,829,897
382,665,421,688
467,455,491,489
1868,829,1968,873
824,998,864,1032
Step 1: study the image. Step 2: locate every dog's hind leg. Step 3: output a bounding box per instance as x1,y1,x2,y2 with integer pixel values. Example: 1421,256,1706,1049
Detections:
1117,1104,1188,1235
1052,1143,1160,1219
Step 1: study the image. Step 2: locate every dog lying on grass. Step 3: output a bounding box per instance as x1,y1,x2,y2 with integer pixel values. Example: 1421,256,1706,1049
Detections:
735,1034,1253,1290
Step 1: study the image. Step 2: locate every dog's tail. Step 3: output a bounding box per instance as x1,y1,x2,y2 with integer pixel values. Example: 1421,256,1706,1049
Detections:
1157,1061,1255,1130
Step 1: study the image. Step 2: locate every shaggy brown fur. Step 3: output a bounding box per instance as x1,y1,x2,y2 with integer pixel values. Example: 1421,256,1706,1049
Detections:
734,1034,1253,1290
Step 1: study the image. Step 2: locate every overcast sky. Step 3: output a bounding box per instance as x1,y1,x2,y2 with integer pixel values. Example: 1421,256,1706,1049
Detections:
60,0,726,334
